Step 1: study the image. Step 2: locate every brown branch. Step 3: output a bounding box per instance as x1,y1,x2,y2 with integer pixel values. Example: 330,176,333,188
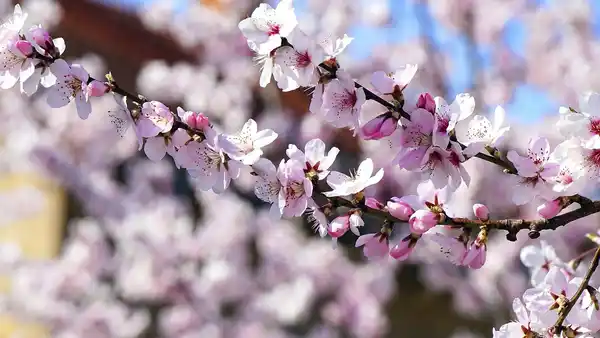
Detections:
553,246,600,334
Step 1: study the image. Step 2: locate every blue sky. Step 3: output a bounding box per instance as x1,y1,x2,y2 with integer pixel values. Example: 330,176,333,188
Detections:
110,0,600,124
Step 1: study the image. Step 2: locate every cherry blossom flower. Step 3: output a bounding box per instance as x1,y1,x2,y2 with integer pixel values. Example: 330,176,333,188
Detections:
21,26,65,95
370,64,418,96
251,44,290,89
238,0,297,55
274,29,324,91
252,158,283,219
321,70,366,131
433,93,476,137
520,241,567,287
455,105,510,156
276,159,313,218
507,137,560,205
318,33,353,60
0,38,36,91
143,129,189,163
556,91,600,149
218,118,278,165
394,108,436,170
178,136,242,194
107,94,140,144
286,138,339,180
549,139,588,195
323,158,384,197
135,101,174,138
355,231,390,259
493,298,537,338
46,59,94,119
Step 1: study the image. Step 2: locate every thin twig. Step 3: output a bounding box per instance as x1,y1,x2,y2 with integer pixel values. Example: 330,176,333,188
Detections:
553,246,600,334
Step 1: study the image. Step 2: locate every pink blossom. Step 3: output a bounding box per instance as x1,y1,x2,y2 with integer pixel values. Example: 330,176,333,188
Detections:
507,137,560,205
274,29,323,91
277,159,314,218
370,64,418,95
389,234,418,261
286,138,339,180
321,70,366,131
408,209,438,234
26,25,54,52
537,199,562,219
386,197,414,221
218,118,278,165
361,114,398,140
238,0,297,55
136,101,174,138
46,60,92,119
355,232,390,259
462,240,486,269
472,203,489,221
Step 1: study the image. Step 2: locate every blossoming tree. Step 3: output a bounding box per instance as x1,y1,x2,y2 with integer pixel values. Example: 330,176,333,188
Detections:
2,0,600,337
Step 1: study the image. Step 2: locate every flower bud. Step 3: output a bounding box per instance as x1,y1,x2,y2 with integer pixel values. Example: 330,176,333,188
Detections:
409,209,438,235
29,26,54,51
365,197,385,210
327,216,349,238
464,242,486,269
537,199,562,219
387,197,414,221
86,80,109,97
416,93,435,114
184,111,210,130
472,203,489,221
361,114,397,140
389,234,417,261
14,40,33,57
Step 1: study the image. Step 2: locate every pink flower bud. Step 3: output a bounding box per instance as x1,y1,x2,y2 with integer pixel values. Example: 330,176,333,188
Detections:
537,199,562,219
389,235,417,261
365,197,384,210
409,209,438,235
86,80,109,97
463,242,486,269
472,203,489,221
387,197,414,221
355,232,389,259
184,111,210,130
416,93,435,114
29,26,54,51
361,115,397,140
327,216,349,238
14,40,33,57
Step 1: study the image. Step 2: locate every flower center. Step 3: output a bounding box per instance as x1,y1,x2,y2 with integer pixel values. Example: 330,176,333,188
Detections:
267,23,281,36
285,181,305,199
586,149,600,170
295,50,311,68
589,118,600,136
67,77,83,96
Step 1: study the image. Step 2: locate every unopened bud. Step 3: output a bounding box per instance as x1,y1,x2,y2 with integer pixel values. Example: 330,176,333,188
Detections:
361,114,397,140
409,209,438,235
537,199,562,219
387,197,414,221
472,203,489,221
86,80,109,97
28,26,54,51
14,40,33,57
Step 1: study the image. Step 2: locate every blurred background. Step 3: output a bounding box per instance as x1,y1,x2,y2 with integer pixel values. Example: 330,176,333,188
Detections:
0,0,599,337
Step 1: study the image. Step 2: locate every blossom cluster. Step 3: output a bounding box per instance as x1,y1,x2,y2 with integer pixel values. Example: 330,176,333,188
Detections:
494,241,600,337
